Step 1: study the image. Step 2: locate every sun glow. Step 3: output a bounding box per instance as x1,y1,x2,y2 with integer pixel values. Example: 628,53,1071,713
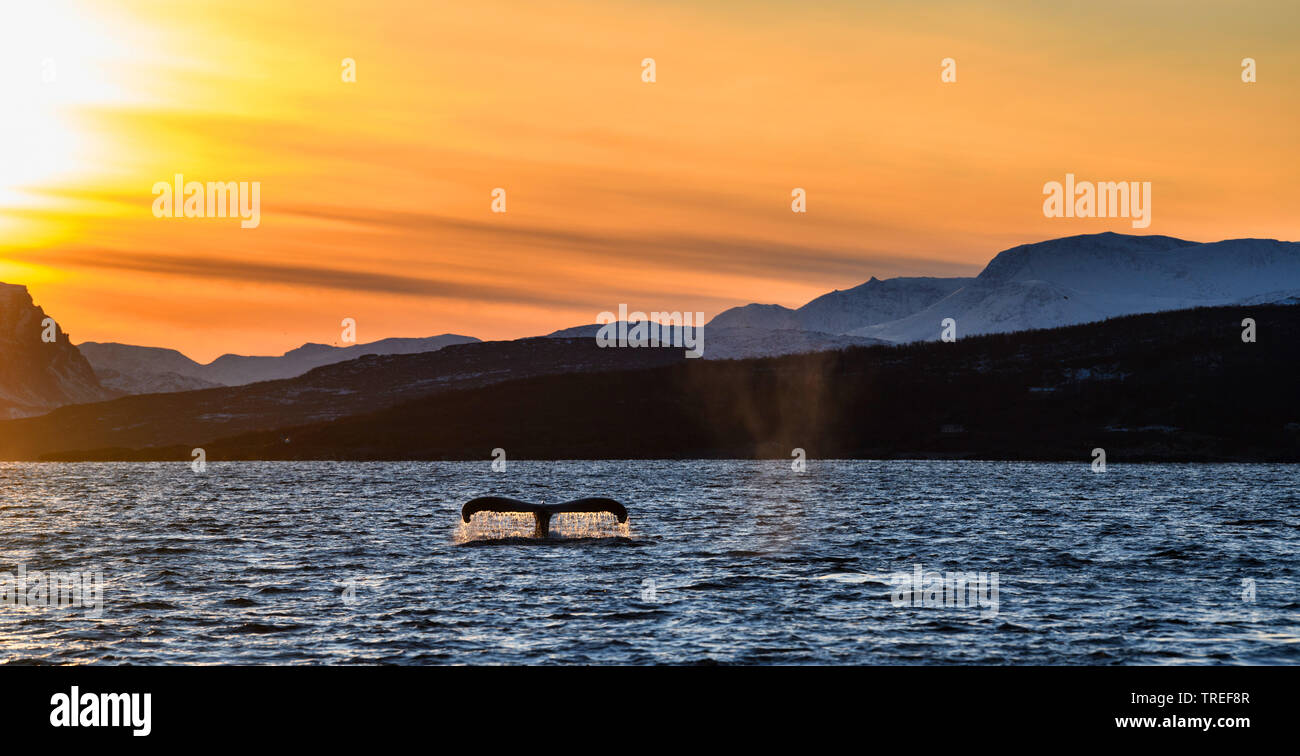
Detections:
0,1,139,238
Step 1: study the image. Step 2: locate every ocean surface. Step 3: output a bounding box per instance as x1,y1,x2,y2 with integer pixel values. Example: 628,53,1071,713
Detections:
0,460,1295,665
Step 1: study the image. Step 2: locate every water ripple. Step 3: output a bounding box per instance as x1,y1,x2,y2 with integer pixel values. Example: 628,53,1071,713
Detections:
0,460,1295,664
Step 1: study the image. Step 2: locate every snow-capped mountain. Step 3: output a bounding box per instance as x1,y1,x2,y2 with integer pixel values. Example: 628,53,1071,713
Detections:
91,366,224,395
74,343,219,395
850,233,1300,342
78,333,482,392
708,233,1299,345
0,283,115,418
708,276,971,333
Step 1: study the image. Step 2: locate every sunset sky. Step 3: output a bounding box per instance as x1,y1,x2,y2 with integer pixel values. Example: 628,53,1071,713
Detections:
0,0,1295,361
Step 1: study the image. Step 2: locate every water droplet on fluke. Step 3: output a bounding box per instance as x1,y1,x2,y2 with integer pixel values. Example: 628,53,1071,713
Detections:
456,511,630,542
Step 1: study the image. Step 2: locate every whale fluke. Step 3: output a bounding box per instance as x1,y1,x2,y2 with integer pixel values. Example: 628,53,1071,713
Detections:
461,496,628,537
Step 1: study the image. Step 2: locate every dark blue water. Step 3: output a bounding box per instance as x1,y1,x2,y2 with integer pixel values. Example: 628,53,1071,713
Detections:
0,461,1295,664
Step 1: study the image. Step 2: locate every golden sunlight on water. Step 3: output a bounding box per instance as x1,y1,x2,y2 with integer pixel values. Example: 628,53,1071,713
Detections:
455,512,631,543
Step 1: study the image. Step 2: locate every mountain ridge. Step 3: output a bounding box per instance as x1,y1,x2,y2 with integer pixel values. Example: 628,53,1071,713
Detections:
77,333,482,391
0,283,116,418
700,232,1298,344
708,275,972,333
852,234,1300,342
38,303,1299,462
6,231,1298,417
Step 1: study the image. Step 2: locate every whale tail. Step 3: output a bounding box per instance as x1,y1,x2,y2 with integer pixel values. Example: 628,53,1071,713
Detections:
461,496,628,537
